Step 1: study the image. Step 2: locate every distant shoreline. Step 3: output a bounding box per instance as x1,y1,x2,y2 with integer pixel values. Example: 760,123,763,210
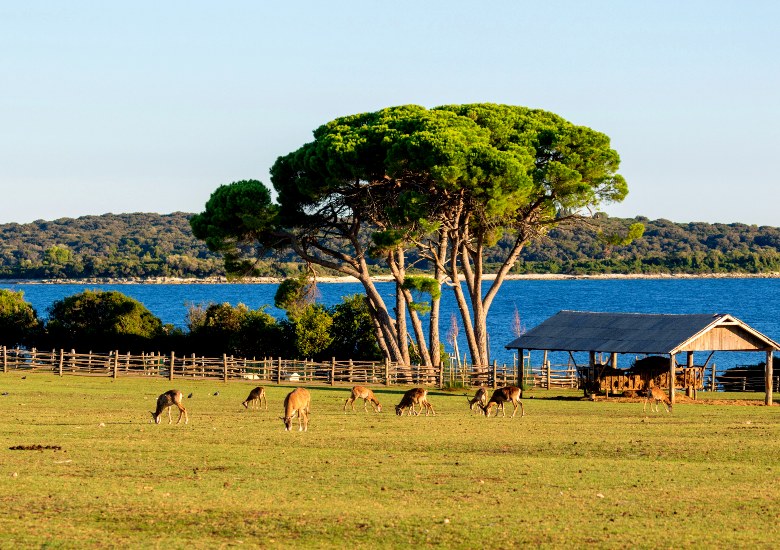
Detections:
2,272,780,285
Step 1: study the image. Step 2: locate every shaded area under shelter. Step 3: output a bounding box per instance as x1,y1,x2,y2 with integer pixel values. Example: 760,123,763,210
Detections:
505,310,779,405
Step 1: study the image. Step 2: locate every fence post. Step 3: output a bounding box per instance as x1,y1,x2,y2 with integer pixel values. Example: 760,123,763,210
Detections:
331,357,336,386
385,358,391,386
492,360,498,389
276,357,282,384
223,354,228,383
169,351,175,381
2,345,6,373
59,349,64,377
112,351,118,379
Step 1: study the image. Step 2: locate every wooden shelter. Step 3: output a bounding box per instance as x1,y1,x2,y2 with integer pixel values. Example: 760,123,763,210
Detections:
505,310,779,405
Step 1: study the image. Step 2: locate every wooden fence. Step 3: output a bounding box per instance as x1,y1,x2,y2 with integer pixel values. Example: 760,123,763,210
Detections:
0,346,520,389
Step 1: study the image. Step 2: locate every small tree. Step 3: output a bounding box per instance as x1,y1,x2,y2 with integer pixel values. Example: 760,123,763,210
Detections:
328,295,382,361
292,305,333,360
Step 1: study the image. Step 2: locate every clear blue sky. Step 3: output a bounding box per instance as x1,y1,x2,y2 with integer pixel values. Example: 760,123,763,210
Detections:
1,0,778,225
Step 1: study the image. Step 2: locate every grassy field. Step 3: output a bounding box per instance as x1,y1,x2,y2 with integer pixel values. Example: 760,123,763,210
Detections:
1,373,779,549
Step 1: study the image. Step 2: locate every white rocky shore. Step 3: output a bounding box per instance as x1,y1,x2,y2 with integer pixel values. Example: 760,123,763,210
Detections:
3,272,780,285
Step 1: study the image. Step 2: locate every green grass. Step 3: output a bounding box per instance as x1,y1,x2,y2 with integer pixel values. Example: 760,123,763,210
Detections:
1,373,779,548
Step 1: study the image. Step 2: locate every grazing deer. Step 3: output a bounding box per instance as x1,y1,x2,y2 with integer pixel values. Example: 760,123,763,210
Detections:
480,386,525,418
344,386,382,413
242,386,268,410
467,386,488,414
150,389,188,425
280,387,311,431
643,382,672,414
395,388,435,416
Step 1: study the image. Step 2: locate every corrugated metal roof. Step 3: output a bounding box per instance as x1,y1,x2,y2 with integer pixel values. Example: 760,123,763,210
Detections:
505,310,726,354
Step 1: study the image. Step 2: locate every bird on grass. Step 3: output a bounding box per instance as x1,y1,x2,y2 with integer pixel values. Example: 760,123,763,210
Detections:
187,393,193,399
213,391,220,396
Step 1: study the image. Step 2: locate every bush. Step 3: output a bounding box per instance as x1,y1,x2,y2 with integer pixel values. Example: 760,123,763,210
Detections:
46,290,163,352
0,289,42,348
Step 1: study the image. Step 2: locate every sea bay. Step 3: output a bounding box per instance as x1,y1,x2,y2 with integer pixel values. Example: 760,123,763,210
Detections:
2,278,779,370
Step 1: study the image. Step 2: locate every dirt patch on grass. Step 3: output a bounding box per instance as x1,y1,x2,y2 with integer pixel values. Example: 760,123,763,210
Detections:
592,395,775,406
9,444,63,451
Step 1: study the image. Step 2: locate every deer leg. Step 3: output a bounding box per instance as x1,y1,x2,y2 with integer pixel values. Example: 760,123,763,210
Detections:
519,400,525,417
510,400,518,418
363,399,369,413
500,403,506,417
167,406,173,424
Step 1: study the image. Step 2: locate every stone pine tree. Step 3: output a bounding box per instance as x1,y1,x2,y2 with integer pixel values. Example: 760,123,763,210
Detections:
191,104,628,369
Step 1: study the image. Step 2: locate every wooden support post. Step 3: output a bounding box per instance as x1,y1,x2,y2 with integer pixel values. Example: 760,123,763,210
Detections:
59,349,64,377
686,351,695,398
385,358,390,386
765,350,774,406
169,351,175,381
516,349,524,387
330,357,336,386
669,354,676,406
348,358,354,383
277,357,282,384
223,354,228,383
588,351,596,396
113,351,119,379
711,362,717,392
492,360,498,389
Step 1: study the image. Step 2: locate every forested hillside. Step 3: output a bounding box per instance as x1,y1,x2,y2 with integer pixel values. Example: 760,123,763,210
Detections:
0,213,223,279
1,212,779,279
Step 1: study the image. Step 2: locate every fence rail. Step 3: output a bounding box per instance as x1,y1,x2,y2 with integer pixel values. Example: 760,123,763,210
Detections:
1,346,520,389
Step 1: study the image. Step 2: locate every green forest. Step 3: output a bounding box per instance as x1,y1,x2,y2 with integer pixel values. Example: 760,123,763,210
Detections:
1,211,779,279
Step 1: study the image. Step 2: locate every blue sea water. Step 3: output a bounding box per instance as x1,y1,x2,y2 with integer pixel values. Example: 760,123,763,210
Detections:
2,278,779,370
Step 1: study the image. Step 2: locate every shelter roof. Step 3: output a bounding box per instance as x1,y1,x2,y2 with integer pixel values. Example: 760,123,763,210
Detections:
505,310,780,355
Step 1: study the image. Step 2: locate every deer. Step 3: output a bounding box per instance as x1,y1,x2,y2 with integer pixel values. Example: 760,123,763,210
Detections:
344,386,382,413
466,386,488,414
643,382,672,414
242,386,268,410
150,389,188,425
395,388,435,416
480,386,525,418
280,387,311,431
